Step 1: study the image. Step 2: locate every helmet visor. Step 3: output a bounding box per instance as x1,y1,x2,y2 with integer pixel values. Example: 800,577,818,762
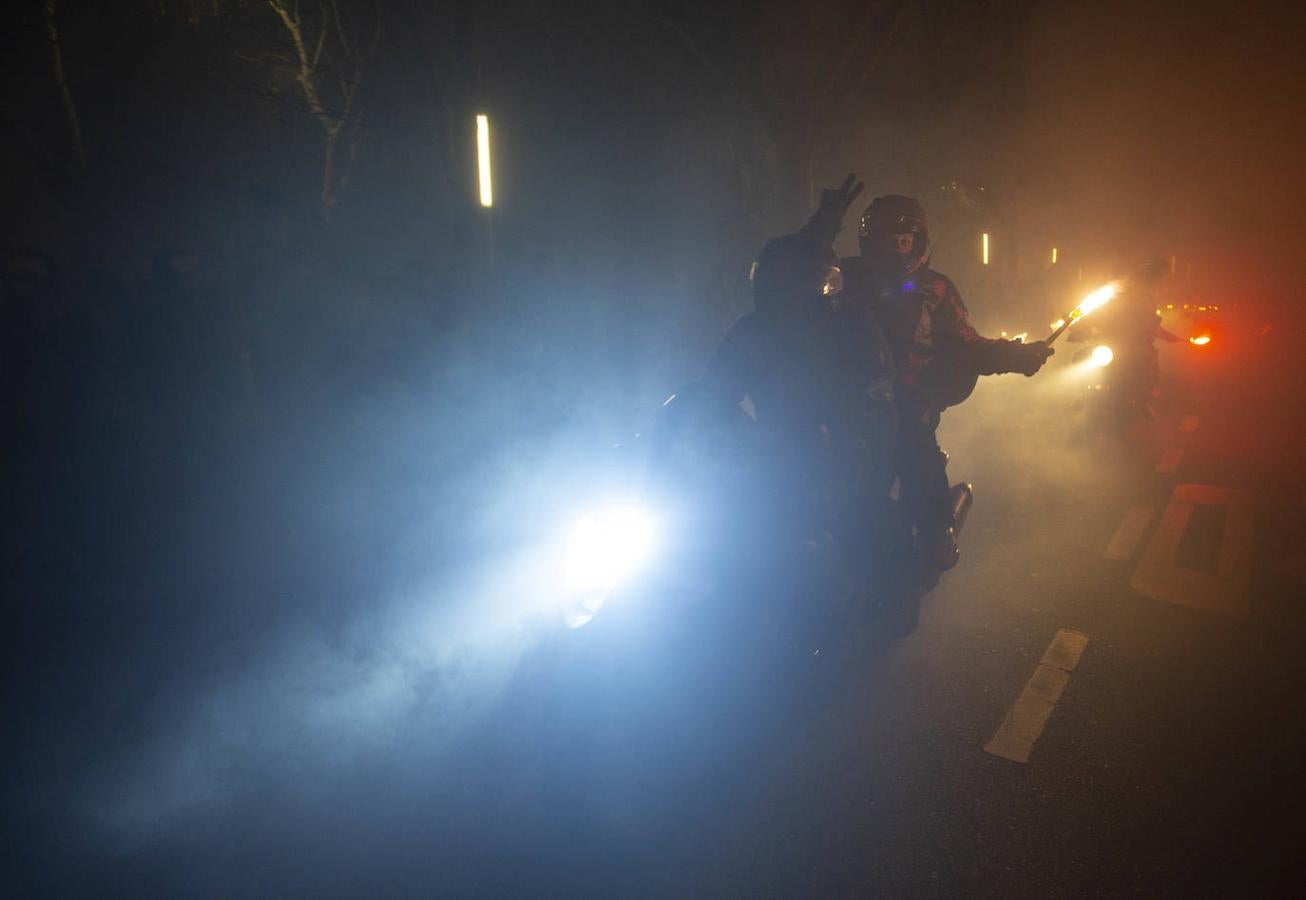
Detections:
863,227,918,255
860,210,925,237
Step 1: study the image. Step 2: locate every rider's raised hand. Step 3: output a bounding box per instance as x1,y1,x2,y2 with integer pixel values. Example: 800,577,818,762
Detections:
802,173,866,242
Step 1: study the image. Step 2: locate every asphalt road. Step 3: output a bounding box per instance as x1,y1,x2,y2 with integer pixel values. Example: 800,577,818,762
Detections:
670,343,1306,897
12,329,1304,897
456,333,1306,897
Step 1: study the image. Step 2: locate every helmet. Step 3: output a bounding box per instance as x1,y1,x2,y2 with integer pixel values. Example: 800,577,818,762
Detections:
750,233,842,324
859,195,930,278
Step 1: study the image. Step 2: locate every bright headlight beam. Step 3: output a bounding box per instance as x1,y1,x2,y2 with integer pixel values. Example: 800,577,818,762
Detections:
564,505,657,594
1089,345,1115,367
476,114,493,208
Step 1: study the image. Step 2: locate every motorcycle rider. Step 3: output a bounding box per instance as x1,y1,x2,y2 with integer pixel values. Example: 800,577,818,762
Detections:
710,176,898,547
806,189,1054,570
1072,258,1180,407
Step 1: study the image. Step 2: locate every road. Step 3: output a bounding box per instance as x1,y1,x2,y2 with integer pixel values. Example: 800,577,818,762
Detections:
12,332,1304,897
457,334,1306,896
670,343,1306,897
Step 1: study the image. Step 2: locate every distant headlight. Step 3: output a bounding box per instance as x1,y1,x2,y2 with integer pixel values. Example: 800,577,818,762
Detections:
1089,345,1115,367
564,504,659,595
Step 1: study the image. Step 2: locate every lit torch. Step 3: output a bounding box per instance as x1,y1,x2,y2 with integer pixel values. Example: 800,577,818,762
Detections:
1045,281,1119,345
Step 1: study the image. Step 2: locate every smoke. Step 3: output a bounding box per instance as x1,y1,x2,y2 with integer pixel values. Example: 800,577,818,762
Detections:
1022,0,1306,262
9,1,1303,893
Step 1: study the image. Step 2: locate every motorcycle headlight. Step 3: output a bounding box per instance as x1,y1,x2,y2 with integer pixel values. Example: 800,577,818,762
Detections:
564,504,659,595
1089,345,1115,367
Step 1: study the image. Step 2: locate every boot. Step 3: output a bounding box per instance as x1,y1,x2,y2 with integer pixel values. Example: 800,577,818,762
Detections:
921,525,959,571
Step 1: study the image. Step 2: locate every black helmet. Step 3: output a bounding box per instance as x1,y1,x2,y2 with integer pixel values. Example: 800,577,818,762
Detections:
859,194,930,278
750,233,842,324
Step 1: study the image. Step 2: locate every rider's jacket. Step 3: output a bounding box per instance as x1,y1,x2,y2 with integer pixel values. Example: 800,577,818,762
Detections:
842,257,1032,409
709,298,897,502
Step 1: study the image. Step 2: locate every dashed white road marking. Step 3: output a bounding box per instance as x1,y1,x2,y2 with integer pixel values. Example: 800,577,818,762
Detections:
1156,448,1184,474
1130,483,1253,616
984,630,1089,764
1178,414,1200,433
1105,505,1155,560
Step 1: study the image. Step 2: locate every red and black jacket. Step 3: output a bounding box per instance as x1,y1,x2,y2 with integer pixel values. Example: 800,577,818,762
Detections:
843,258,1030,408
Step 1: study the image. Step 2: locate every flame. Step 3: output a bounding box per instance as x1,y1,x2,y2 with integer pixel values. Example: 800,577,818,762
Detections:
1068,282,1118,323
1189,335,1211,346
1050,318,1067,330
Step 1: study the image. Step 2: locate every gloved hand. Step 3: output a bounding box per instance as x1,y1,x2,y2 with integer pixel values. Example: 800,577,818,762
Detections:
802,173,865,242
1011,340,1054,376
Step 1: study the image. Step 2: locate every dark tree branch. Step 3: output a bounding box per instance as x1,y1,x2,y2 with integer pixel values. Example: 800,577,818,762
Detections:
41,0,87,171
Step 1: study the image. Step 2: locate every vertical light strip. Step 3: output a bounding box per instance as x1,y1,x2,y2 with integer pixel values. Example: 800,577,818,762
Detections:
476,114,493,208
1051,247,1058,265
981,232,990,266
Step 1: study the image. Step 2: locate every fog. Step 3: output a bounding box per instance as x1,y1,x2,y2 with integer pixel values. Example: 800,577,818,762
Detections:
5,0,1304,894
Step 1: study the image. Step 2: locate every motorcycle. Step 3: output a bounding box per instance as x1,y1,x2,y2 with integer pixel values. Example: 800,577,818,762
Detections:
552,381,973,658
517,382,973,809
1067,323,1161,434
